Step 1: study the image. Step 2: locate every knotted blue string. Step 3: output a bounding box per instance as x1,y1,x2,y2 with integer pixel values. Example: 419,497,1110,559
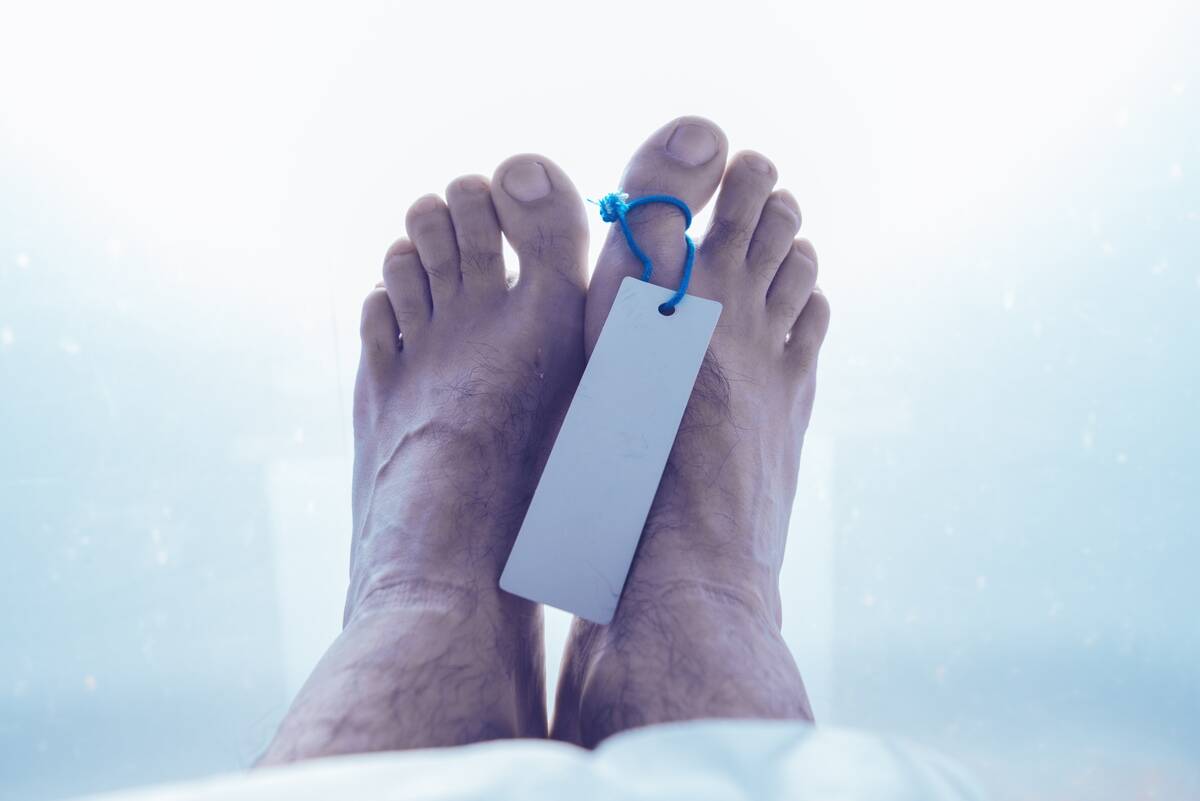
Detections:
596,192,695,315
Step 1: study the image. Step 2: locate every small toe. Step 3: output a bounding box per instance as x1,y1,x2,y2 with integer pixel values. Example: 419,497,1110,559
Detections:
702,151,778,266
382,238,432,341
405,194,461,308
446,175,506,297
359,286,400,365
490,154,588,294
766,239,819,335
787,287,831,371
746,190,802,285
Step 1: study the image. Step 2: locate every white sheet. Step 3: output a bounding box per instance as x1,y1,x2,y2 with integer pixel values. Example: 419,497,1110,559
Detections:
77,720,984,801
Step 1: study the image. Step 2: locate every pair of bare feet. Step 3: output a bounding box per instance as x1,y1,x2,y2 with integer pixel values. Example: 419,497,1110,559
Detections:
258,117,829,763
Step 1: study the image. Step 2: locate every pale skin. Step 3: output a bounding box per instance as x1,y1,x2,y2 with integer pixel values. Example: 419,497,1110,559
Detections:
258,117,828,764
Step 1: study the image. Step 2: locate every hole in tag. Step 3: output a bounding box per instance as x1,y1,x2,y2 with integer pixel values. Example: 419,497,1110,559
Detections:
658,303,676,317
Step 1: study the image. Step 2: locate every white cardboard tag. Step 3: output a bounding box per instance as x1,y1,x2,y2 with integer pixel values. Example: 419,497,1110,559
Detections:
500,277,722,623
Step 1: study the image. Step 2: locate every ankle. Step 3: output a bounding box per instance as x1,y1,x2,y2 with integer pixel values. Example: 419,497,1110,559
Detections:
565,586,810,747
621,566,783,629
345,573,536,634
564,580,785,698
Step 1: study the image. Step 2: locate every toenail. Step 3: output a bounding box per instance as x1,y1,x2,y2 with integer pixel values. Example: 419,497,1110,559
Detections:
794,238,818,262
411,195,441,214
773,198,801,226
452,176,489,194
744,153,772,174
666,123,719,166
386,238,416,258
503,161,552,201
777,190,801,215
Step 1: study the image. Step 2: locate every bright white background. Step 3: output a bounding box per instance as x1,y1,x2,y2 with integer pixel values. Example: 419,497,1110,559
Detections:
2,1,1197,799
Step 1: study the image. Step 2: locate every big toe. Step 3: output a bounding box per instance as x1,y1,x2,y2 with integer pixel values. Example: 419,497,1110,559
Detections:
490,154,589,298
587,116,729,344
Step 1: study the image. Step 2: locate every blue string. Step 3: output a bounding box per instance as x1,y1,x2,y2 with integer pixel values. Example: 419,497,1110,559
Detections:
596,192,696,314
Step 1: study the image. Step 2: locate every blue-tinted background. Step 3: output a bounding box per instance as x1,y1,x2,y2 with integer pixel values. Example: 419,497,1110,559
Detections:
2,2,1197,799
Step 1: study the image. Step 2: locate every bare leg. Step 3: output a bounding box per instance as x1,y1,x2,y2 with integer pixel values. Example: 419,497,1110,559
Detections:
260,155,588,763
553,118,829,746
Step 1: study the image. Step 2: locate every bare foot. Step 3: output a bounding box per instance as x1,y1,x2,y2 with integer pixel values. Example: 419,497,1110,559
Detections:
552,118,830,746
260,155,588,763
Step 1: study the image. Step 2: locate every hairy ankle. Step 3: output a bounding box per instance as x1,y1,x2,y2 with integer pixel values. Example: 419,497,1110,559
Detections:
260,598,546,763
569,611,809,747
624,557,784,629
345,574,534,633
346,575,478,624
552,579,807,748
